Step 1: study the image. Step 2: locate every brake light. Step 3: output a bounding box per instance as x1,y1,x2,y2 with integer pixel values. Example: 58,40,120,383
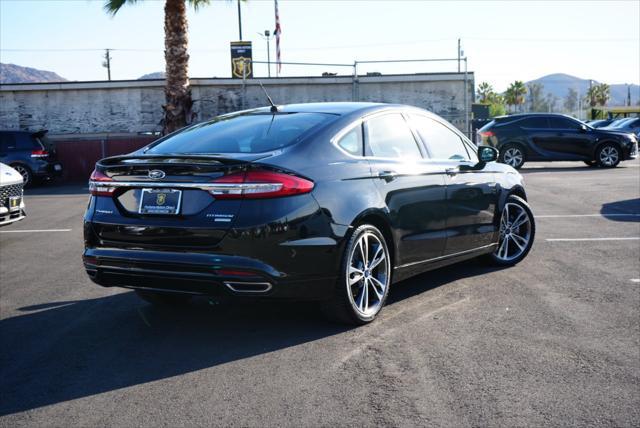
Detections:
480,131,495,138
88,169,116,196
31,149,49,158
210,170,314,199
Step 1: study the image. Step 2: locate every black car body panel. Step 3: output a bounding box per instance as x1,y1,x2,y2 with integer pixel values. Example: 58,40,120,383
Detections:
83,103,528,301
477,113,638,163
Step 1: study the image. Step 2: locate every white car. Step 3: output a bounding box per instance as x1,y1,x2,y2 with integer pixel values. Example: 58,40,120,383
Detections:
0,162,26,226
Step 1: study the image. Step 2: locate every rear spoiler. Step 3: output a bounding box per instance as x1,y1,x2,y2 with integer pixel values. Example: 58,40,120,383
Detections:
97,153,268,167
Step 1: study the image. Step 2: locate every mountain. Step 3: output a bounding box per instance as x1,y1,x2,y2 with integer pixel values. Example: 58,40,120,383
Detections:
0,63,67,84
526,73,639,106
138,72,165,80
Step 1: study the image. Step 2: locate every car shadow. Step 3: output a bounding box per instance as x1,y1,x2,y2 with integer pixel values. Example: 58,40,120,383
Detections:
0,259,501,416
600,198,640,222
24,183,87,196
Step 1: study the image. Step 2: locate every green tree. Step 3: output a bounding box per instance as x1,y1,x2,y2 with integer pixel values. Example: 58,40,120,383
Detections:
505,81,527,112
105,0,239,133
595,83,610,106
476,82,495,104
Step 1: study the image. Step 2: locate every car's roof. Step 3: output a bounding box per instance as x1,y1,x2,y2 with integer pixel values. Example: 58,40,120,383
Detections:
494,112,577,120
248,102,389,115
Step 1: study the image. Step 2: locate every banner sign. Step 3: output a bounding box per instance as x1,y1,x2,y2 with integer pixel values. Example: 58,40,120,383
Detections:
230,41,253,79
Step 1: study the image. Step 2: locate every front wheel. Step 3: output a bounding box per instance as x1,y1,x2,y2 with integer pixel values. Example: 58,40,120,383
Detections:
499,145,526,169
489,195,535,266
321,224,391,325
596,144,621,168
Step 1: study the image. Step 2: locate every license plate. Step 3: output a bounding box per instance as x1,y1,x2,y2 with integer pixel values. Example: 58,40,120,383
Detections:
8,196,21,212
139,189,182,215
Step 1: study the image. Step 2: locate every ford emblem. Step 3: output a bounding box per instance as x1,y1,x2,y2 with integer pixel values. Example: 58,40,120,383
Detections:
148,169,166,180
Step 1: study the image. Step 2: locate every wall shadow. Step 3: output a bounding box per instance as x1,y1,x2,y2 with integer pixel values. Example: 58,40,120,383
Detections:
0,259,500,416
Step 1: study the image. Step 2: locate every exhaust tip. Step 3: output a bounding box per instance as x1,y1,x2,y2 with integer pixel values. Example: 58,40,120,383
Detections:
224,281,272,294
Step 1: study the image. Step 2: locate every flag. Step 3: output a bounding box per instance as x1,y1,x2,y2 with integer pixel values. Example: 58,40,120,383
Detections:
274,0,282,74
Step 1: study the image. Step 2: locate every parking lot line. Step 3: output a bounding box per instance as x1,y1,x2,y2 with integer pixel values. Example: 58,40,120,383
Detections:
537,214,640,218
0,229,72,233
546,237,640,242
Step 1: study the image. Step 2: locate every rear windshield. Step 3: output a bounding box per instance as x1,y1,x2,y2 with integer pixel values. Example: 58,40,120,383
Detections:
146,112,337,154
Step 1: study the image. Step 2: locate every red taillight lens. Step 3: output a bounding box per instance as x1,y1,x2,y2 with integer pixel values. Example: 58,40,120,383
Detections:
31,149,49,158
88,169,115,196
210,170,314,199
480,131,495,138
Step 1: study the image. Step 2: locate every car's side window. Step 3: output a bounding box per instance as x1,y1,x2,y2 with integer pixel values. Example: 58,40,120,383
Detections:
548,117,581,130
336,125,363,156
519,117,549,128
409,114,471,161
364,113,422,159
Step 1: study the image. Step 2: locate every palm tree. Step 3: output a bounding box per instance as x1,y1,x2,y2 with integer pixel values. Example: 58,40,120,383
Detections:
595,83,610,106
506,81,527,112
477,82,494,104
105,0,235,134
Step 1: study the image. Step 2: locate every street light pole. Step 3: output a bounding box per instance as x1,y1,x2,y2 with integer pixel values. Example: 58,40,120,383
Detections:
237,0,243,40
258,30,272,78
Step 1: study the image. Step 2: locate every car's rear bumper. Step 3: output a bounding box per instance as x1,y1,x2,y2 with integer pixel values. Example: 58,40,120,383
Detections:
83,247,338,300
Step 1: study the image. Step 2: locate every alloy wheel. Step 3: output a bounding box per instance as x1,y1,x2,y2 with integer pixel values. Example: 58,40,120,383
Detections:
346,231,390,317
503,147,524,168
495,202,532,262
12,165,31,186
599,146,619,167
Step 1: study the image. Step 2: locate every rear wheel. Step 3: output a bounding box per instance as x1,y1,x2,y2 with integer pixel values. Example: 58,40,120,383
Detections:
489,195,535,266
596,143,621,168
135,289,191,306
11,164,33,187
499,144,526,169
321,224,391,325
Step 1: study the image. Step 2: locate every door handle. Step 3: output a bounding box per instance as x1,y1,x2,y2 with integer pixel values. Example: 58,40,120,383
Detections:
445,167,459,176
377,170,397,182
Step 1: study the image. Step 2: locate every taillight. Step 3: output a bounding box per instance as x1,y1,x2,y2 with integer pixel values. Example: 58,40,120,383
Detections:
210,170,314,199
31,149,49,158
88,169,115,197
480,131,495,138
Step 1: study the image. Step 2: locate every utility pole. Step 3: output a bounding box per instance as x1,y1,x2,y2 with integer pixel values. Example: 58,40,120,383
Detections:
262,30,272,77
102,49,112,81
627,84,632,106
237,0,243,40
457,38,461,73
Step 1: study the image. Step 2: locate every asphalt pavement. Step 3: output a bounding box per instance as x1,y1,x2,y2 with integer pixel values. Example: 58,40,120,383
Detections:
1,160,639,427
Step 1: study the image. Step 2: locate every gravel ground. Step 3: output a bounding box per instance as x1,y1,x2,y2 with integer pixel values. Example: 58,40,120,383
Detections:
1,159,639,427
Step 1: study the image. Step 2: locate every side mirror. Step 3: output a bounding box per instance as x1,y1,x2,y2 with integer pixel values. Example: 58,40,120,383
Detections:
580,124,588,133
477,146,498,163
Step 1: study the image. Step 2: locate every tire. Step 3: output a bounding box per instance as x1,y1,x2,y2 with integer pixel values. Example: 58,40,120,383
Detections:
488,195,535,266
499,144,526,169
321,224,392,325
596,143,621,168
583,160,598,167
10,164,33,187
135,289,191,306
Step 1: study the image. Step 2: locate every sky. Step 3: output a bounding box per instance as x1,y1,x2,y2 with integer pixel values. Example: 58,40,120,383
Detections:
0,0,638,91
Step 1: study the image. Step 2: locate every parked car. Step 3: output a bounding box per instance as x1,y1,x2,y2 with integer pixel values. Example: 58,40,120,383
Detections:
83,102,535,325
0,162,26,226
477,113,638,168
601,117,640,137
587,118,616,128
0,130,63,187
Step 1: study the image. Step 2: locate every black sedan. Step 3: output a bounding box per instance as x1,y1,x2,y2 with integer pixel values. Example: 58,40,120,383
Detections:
83,103,535,324
477,113,638,169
